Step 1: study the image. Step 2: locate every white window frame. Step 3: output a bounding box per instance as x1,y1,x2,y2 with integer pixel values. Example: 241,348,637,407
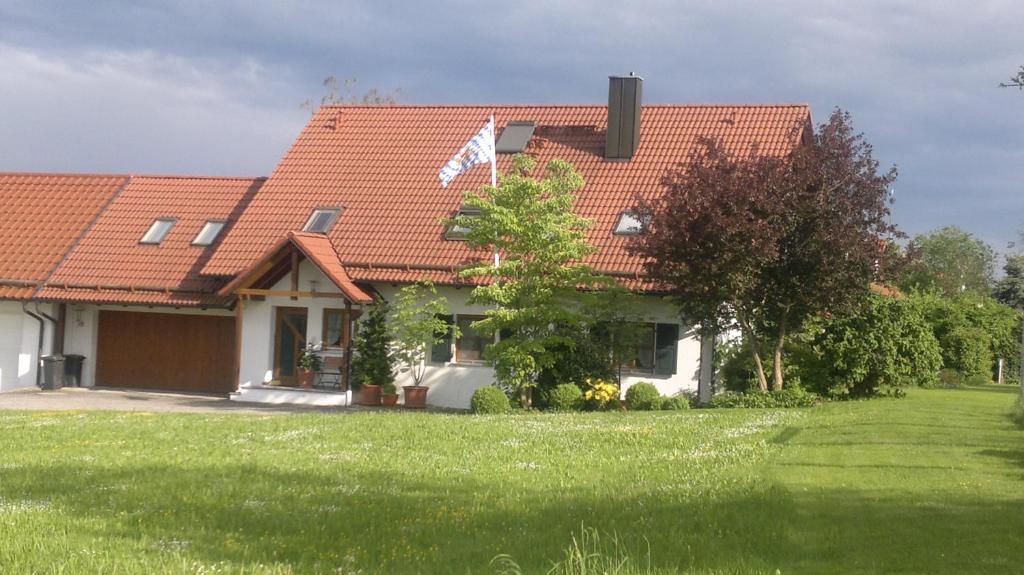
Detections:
191,220,227,246
303,207,342,234
613,211,646,235
140,218,176,245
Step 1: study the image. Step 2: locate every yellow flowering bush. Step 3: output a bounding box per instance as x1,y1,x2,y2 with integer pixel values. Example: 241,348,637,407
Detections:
583,378,620,410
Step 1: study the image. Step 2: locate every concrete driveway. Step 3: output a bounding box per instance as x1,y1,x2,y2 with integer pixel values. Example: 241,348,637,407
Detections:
0,387,347,414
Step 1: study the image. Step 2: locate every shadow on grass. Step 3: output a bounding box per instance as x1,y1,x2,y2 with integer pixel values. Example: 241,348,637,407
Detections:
3,460,1024,574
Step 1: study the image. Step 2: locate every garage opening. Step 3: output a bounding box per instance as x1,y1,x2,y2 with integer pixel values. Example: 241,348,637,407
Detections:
95,310,236,394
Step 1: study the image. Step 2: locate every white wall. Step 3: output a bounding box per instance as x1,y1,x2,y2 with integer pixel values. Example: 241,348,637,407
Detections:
63,303,233,388
0,301,27,391
0,301,58,392
373,284,706,408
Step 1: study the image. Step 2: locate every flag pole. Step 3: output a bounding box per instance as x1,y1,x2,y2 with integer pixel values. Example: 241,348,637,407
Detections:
490,114,499,267
489,114,497,187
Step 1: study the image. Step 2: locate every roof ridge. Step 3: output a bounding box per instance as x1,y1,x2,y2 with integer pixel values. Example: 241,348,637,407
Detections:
319,103,812,110
0,171,267,181
126,174,268,182
0,171,131,178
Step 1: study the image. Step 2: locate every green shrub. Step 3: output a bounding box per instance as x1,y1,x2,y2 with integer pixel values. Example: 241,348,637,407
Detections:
660,396,691,410
941,326,992,377
470,386,512,414
624,382,661,411
708,389,820,409
965,373,993,387
812,294,942,396
935,368,964,388
545,384,583,412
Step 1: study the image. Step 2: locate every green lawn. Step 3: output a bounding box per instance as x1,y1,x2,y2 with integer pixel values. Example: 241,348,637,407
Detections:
1,386,1022,574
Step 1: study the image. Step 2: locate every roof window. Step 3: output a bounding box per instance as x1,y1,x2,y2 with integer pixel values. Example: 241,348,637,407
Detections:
303,208,342,234
445,206,482,240
613,211,646,235
192,220,227,246
140,218,176,244
495,121,537,154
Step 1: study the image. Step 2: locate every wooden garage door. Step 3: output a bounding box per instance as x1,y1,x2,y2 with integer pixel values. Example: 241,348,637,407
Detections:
96,310,236,393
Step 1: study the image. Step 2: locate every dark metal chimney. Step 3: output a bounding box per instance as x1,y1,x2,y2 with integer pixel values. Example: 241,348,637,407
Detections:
605,75,643,160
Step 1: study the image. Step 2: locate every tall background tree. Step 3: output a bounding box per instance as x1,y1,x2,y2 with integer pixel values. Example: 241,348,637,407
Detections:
634,109,898,391
301,76,401,112
898,226,995,296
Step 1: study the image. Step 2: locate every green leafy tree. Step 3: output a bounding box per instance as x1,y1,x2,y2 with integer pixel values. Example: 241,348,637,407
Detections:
351,298,394,387
994,253,1024,309
389,282,458,387
452,154,612,407
915,291,1021,383
899,226,995,296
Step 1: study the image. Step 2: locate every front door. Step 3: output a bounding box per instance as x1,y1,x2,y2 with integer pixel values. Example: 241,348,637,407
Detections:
273,307,308,386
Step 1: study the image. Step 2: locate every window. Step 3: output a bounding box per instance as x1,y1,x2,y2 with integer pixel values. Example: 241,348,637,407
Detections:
445,206,481,240
303,208,342,234
430,315,455,363
614,211,646,235
621,323,679,375
495,120,537,153
140,218,176,244
322,309,348,349
455,314,492,362
192,220,227,246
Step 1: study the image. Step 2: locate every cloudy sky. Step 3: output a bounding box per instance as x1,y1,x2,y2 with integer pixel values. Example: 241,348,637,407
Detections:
1,1,1022,251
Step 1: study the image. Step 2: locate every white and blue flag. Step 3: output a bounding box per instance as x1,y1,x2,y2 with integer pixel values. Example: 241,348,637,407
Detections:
439,116,496,188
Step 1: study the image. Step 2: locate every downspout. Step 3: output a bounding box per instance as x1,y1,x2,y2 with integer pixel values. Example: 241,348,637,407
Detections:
21,302,46,388
36,302,60,352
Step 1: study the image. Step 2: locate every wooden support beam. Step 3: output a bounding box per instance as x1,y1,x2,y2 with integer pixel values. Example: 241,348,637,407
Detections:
233,298,245,392
290,250,299,301
236,288,345,299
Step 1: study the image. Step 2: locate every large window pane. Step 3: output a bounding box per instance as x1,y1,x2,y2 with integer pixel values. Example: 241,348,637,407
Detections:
456,315,491,362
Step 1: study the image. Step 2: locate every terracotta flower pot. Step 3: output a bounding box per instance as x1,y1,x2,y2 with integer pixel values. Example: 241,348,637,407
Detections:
298,369,316,389
360,384,382,406
403,385,428,409
382,393,399,407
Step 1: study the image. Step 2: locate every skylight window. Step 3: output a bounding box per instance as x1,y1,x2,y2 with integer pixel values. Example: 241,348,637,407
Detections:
192,220,227,246
445,206,481,240
303,208,342,234
614,211,646,235
140,218,176,244
495,121,537,154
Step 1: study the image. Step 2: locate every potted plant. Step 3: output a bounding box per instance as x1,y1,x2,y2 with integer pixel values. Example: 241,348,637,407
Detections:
381,382,399,407
389,281,458,409
297,343,322,389
351,297,393,406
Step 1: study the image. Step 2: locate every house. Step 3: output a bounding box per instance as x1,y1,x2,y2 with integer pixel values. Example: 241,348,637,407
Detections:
0,77,811,408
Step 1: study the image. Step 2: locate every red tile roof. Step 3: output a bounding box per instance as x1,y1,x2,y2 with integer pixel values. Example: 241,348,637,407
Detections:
0,173,128,300
36,175,263,307
203,104,811,284
289,232,373,303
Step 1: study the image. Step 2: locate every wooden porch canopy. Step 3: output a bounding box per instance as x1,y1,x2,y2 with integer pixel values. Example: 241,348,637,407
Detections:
219,231,374,304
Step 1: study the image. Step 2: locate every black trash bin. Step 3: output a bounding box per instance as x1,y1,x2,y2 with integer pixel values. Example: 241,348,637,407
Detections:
40,355,65,390
63,354,85,388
